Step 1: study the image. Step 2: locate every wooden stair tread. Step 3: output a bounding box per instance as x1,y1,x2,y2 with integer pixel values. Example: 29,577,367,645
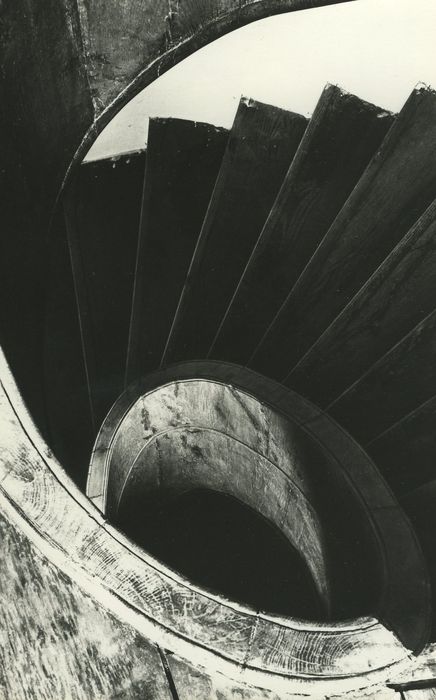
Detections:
288,198,436,406
163,97,307,364
210,84,394,365
125,118,228,383
368,396,436,496
44,212,95,488
65,150,146,427
250,86,436,381
329,308,436,443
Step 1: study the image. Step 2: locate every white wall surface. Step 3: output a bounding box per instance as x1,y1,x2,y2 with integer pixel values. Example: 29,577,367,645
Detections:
85,0,436,161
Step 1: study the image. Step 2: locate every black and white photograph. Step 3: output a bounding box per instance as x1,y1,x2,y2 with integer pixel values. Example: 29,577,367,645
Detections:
1,0,436,697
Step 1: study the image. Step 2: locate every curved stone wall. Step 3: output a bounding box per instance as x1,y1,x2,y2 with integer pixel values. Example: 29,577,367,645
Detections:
0,350,429,696
1,1,434,695
87,361,431,657
89,377,333,608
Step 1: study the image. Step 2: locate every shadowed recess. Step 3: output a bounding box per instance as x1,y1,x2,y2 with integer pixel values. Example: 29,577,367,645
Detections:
116,487,324,619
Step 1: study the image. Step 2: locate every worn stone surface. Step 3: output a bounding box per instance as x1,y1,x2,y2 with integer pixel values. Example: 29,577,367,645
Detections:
79,1,350,120
0,509,172,700
167,650,414,699
0,351,422,696
91,378,330,605
98,380,318,509
393,643,436,697
167,652,292,700
5,1,435,697
117,423,328,605
88,360,430,655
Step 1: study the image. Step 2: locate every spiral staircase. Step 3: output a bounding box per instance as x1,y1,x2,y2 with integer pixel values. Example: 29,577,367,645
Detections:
2,1,436,698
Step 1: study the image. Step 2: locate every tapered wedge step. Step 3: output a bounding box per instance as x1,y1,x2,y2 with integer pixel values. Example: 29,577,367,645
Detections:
163,98,307,364
328,308,436,444
401,482,436,638
64,150,146,427
0,106,47,431
288,198,436,406
251,86,436,381
210,85,394,364
125,118,228,383
44,212,95,488
368,396,436,495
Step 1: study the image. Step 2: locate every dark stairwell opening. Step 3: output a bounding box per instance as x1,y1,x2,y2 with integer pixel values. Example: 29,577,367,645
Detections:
102,377,382,626
33,6,436,643
116,487,324,620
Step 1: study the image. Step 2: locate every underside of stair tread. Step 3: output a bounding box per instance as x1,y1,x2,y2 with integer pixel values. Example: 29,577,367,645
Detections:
368,396,436,496
64,150,146,427
125,118,228,384
288,198,436,407
250,85,436,382
328,308,436,444
209,84,395,365
44,211,95,488
163,97,308,365
0,101,48,432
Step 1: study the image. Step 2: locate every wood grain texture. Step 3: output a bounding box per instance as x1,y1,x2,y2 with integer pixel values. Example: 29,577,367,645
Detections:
0,510,172,700
390,643,436,696
250,86,436,381
163,98,307,364
126,118,228,383
0,350,420,696
102,380,330,606
1,0,355,241
329,309,436,444
249,614,408,678
91,379,321,514
404,690,436,699
88,359,430,654
287,198,436,407
166,652,296,700
368,396,436,496
166,650,412,700
1,0,347,465
210,85,394,365
64,151,146,428
0,361,254,668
